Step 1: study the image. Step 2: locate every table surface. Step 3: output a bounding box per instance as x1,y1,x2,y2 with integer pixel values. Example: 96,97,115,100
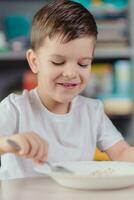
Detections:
0,176,134,200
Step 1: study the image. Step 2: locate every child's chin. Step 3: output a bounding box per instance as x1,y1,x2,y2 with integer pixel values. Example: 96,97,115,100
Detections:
58,95,75,103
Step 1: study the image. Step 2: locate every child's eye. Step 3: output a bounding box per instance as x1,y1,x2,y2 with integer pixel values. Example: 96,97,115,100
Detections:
79,64,89,68
52,61,64,66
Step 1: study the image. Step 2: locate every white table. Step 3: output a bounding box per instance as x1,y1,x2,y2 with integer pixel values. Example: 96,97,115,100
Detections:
0,176,134,200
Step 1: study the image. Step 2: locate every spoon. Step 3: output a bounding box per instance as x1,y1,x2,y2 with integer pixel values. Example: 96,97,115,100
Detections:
6,139,73,174
6,139,21,151
0,139,21,154
45,161,73,174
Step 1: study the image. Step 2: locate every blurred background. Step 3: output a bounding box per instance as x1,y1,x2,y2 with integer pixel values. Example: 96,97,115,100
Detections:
0,0,134,146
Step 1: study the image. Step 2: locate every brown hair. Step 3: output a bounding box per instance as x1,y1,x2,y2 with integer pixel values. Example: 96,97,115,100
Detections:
31,0,98,50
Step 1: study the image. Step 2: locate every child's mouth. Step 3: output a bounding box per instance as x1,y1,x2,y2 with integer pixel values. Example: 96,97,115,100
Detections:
58,83,79,89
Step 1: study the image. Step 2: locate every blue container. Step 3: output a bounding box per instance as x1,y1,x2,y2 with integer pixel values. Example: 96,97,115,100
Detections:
114,60,132,96
4,15,31,40
72,0,91,8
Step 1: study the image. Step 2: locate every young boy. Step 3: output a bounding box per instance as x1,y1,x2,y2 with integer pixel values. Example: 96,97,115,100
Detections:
0,0,133,180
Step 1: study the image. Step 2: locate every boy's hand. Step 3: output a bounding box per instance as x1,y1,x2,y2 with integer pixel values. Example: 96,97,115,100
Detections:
0,131,48,164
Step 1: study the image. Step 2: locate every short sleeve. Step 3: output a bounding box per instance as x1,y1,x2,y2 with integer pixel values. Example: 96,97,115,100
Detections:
0,95,18,136
96,101,124,151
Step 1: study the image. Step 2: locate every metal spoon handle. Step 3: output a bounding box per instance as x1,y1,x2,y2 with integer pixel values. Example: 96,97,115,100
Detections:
0,139,21,154
6,139,21,151
45,161,54,169
45,161,72,173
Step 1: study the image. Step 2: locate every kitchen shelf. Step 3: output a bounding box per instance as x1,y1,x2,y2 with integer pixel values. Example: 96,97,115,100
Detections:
0,51,26,60
0,47,132,61
94,47,131,59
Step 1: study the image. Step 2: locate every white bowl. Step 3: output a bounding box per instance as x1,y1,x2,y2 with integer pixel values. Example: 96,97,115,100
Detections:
35,161,134,190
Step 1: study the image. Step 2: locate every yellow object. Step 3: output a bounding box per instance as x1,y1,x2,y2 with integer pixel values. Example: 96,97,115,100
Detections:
94,148,110,161
92,0,103,6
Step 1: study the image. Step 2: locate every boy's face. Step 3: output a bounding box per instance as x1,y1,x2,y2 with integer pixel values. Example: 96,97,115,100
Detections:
27,35,95,104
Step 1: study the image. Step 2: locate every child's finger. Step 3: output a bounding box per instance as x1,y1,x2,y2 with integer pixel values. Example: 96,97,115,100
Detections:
23,134,39,158
17,136,31,156
33,154,48,165
31,133,48,161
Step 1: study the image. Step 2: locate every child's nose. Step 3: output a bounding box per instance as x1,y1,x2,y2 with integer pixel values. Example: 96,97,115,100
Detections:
62,66,77,79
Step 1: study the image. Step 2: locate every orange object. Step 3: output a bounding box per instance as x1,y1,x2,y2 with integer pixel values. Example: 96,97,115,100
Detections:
94,148,110,161
23,70,37,90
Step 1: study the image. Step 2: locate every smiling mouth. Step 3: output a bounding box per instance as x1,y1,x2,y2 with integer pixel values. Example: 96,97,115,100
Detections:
57,83,79,88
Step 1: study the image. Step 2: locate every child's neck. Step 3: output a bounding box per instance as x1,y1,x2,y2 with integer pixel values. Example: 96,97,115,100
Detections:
49,103,70,114
37,90,71,114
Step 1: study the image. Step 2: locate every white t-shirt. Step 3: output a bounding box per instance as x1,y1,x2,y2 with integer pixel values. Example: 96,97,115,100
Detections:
0,89,123,179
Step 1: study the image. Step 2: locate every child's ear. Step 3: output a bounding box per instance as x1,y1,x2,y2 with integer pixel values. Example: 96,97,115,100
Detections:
26,49,39,74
